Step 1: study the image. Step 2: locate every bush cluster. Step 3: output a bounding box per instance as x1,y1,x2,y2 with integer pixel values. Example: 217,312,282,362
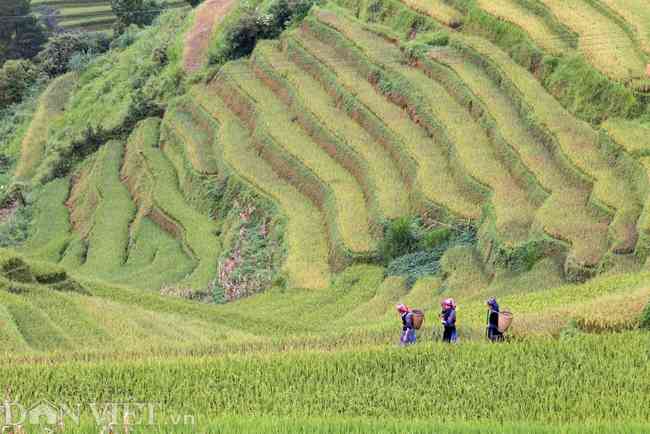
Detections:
210,0,317,66
111,0,163,35
0,60,41,109
36,32,111,77
381,217,475,286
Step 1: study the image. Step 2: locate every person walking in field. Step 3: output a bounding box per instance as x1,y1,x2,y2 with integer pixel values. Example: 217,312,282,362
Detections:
486,297,504,342
396,304,416,346
440,298,457,343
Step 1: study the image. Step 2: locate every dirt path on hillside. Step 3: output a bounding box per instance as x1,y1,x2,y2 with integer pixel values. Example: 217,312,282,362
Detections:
183,0,236,73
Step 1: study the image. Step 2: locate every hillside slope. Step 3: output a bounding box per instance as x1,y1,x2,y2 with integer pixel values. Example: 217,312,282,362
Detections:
2,0,650,349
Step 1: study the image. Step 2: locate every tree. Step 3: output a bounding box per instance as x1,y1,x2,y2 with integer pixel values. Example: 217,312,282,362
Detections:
0,59,40,109
0,0,47,64
110,0,161,34
37,31,110,77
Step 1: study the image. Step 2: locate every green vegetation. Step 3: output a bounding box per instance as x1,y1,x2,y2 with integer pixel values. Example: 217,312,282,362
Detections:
0,0,47,63
14,73,76,181
4,0,650,431
3,333,650,424
536,0,646,82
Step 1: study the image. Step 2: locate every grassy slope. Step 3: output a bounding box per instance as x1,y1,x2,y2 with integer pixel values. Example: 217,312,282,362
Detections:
14,74,77,181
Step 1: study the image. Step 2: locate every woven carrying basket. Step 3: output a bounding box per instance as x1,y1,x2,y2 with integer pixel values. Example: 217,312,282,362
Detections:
411,309,424,330
498,310,513,333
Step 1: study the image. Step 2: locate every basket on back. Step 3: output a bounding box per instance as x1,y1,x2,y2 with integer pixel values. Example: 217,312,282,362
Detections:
498,310,513,333
411,309,424,330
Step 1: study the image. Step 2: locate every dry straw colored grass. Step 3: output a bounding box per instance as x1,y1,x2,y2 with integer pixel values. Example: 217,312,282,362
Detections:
598,0,650,55
455,34,639,238
602,118,650,157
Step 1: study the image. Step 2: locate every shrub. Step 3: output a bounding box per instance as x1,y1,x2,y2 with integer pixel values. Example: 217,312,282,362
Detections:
110,25,142,50
385,224,476,286
379,217,419,263
640,300,650,331
0,60,40,109
420,227,452,251
0,201,33,248
385,250,441,287
67,51,95,73
36,32,110,77
209,0,317,66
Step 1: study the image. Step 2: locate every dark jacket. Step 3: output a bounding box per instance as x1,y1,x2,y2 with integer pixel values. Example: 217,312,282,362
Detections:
401,312,414,331
441,308,456,328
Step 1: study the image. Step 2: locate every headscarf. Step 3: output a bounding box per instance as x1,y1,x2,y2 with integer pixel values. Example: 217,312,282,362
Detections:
441,298,456,310
396,303,410,313
486,297,499,312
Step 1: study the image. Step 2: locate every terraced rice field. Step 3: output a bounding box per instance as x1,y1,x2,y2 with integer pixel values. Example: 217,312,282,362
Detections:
33,0,187,32
453,34,641,252
474,0,572,54
429,48,610,266
191,86,332,288
10,1,649,295
5,3,650,430
603,118,650,157
598,0,650,55
219,60,377,256
537,0,647,81
311,9,539,245
400,0,462,27
253,41,409,220
289,31,481,220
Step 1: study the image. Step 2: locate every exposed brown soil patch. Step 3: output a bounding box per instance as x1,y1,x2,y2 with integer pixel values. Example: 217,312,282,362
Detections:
183,0,236,73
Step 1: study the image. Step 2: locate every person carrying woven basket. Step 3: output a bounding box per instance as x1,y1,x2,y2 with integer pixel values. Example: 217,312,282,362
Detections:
440,298,457,343
486,297,504,342
396,304,416,346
